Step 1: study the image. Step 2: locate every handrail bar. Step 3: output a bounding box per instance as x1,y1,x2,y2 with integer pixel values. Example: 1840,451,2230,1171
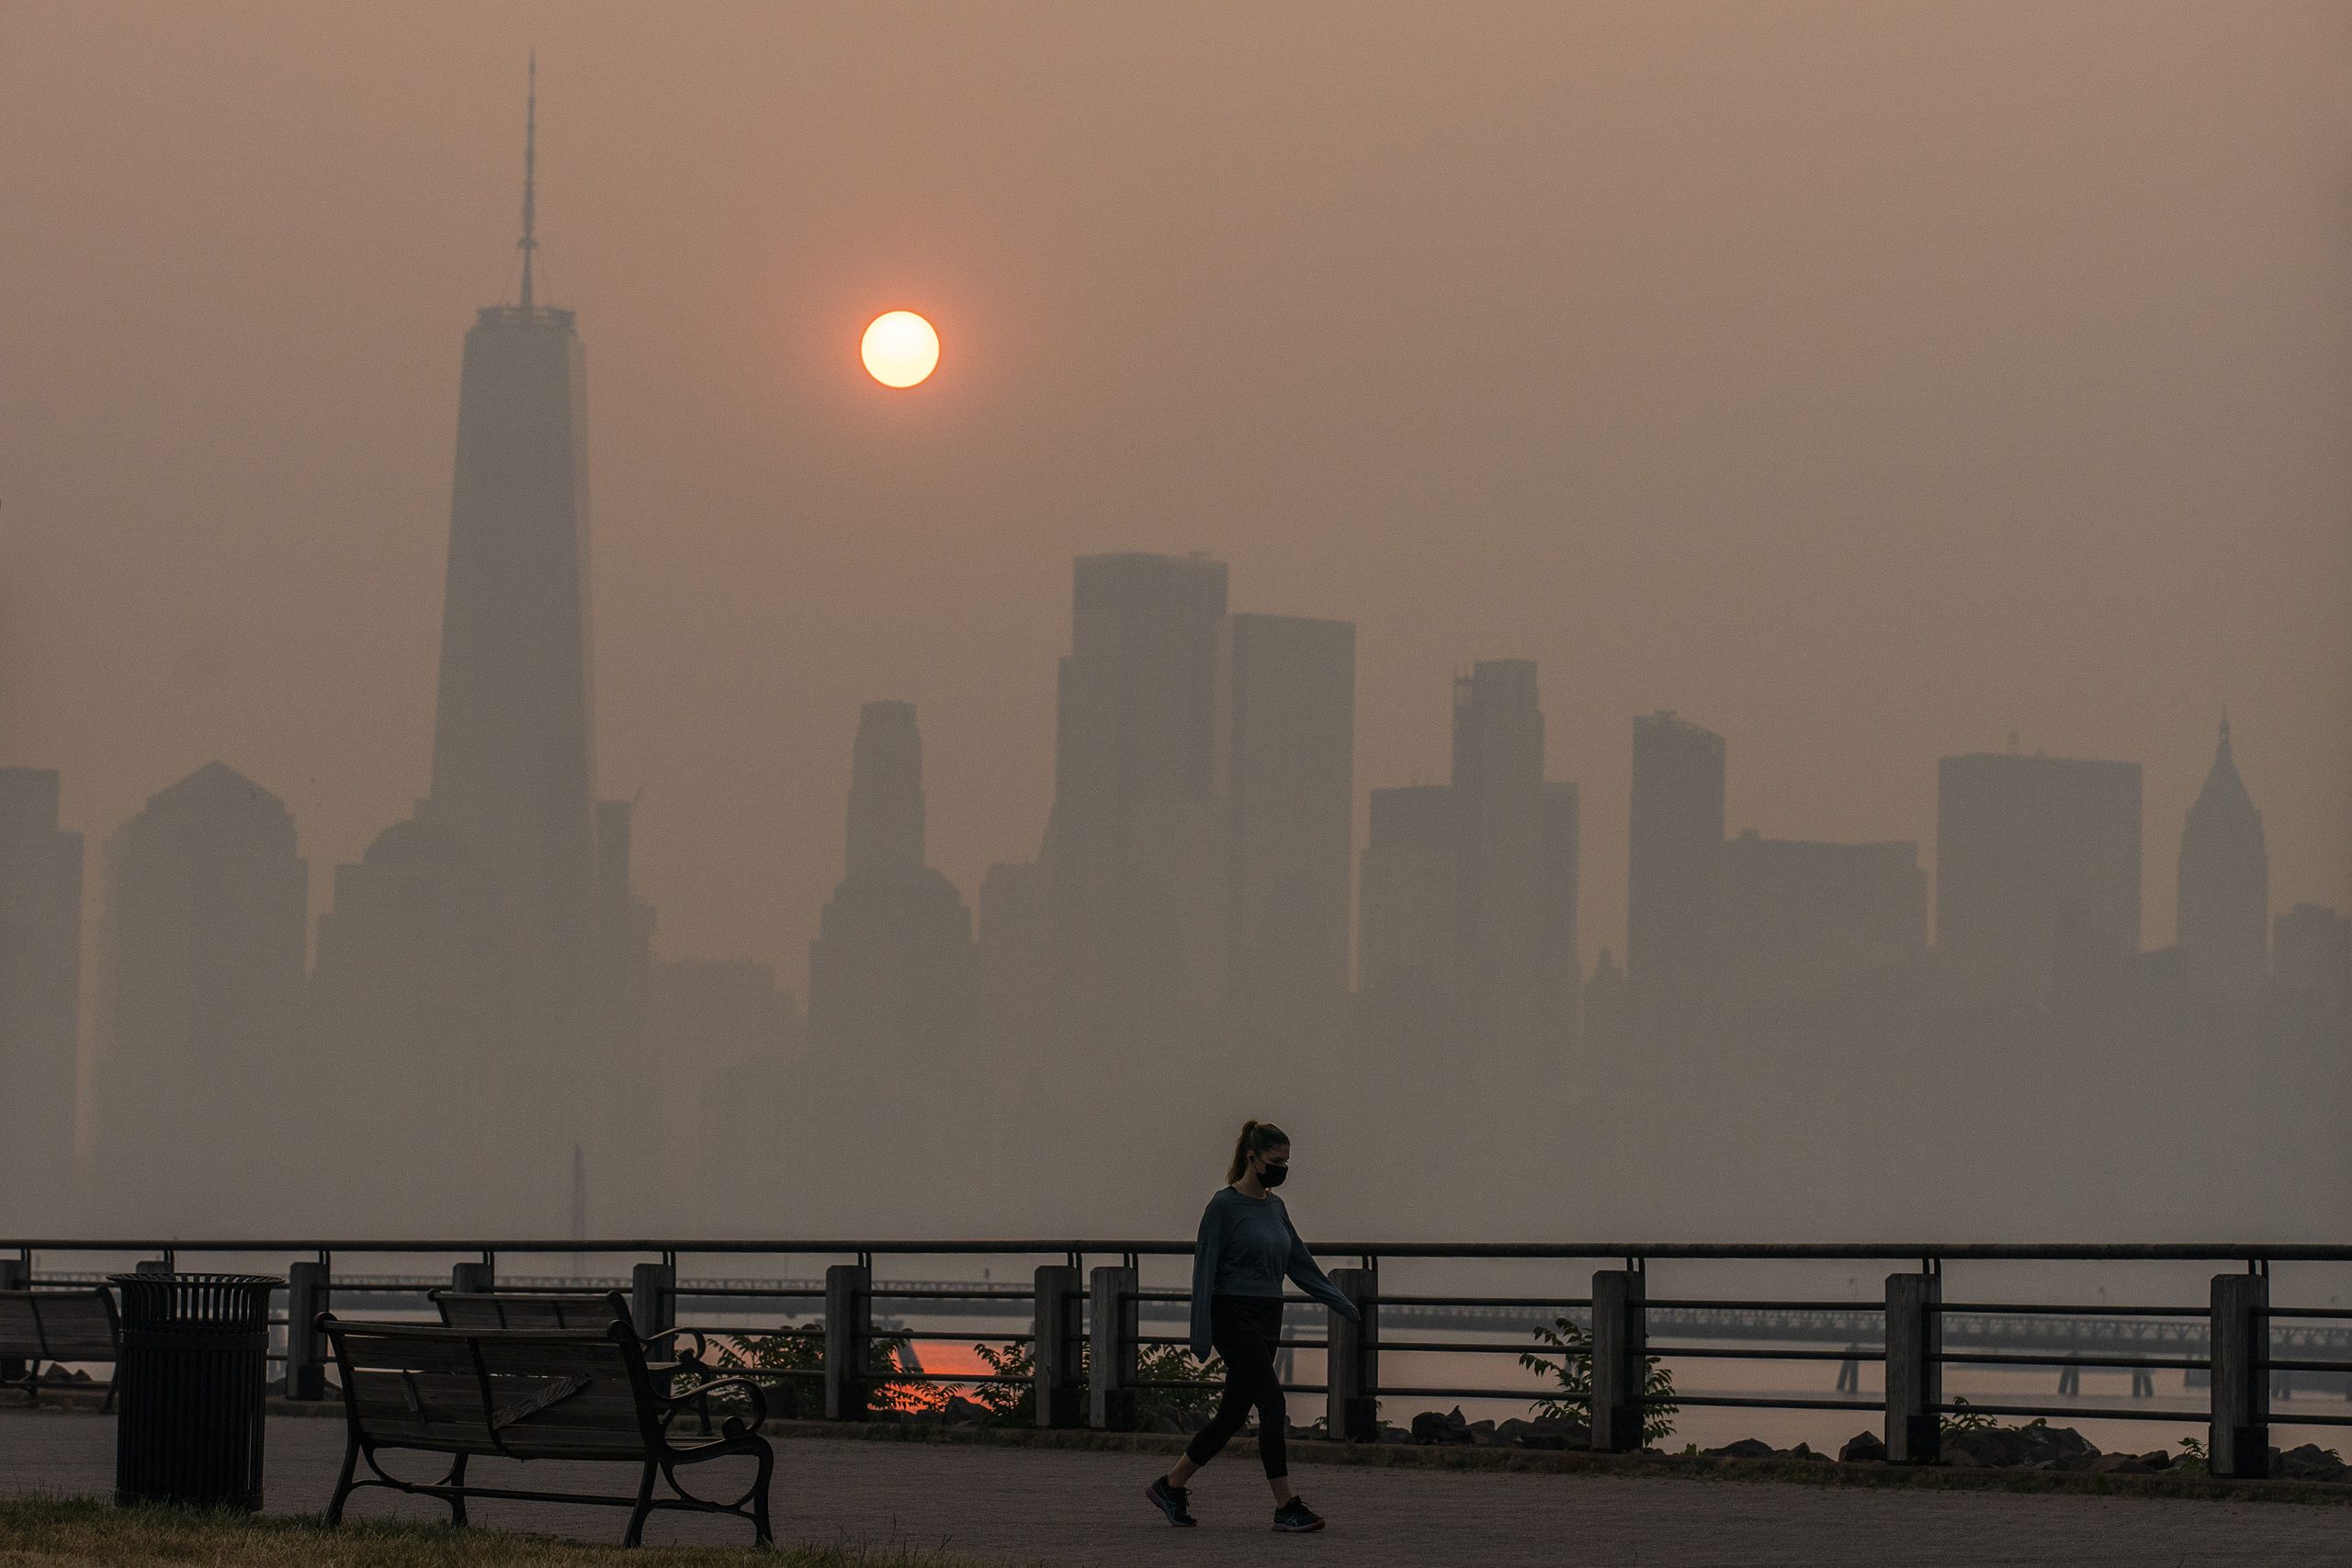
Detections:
15,1238,2352,1262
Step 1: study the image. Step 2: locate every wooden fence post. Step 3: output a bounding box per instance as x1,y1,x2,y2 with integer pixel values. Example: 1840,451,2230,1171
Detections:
2210,1270,2270,1478
283,1262,328,1401
825,1263,871,1421
1589,1269,1647,1452
1088,1265,1137,1432
1884,1271,1941,1463
1032,1265,1084,1428
1326,1267,1379,1442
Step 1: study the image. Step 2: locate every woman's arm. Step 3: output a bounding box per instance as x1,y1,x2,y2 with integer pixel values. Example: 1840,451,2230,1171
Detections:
1282,1205,1361,1320
1189,1199,1223,1357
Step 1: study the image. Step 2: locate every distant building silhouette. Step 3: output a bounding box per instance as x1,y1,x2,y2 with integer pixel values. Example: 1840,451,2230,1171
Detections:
650,959,801,1224
1046,553,1230,1052
1538,781,1582,1052
2176,716,2267,1006
977,860,1053,1066
1224,613,1355,1055
95,763,306,1227
1353,664,1577,1129
1717,830,1926,1010
808,703,978,1154
311,814,512,1226
1936,750,2142,1003
1450,660,1553,1058
389,77,649,1219
1356,784,1458,1021
2272,904,2350,1021
0,770,83,1226
1629,712,1725,1011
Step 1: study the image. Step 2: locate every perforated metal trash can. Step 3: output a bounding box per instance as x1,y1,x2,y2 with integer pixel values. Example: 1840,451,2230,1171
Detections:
108,1273,281,1510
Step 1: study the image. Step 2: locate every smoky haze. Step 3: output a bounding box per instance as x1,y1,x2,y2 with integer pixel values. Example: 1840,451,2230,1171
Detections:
1,2,2347,1245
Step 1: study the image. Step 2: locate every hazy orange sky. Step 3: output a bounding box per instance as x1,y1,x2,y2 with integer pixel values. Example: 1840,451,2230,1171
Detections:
5,1,2347,995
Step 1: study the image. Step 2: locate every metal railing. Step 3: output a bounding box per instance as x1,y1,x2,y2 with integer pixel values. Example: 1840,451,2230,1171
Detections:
10,1238,2352,1478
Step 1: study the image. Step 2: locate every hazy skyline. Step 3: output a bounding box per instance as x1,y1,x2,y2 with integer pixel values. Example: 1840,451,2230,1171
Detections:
6,2,2347,999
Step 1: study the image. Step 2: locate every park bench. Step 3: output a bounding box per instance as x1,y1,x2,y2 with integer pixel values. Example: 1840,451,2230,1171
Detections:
319,1316,774,1547
429,1287,708,1366
0,1287,120,1409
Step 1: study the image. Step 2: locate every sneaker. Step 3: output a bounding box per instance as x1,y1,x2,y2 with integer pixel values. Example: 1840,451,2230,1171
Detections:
1144,1475,1196,1528
1272,1497,1325,1532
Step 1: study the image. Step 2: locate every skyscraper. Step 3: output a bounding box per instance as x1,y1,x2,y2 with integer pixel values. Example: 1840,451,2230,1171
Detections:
1716,830,1927,1010
1629,712,1725,1009
2176,716,2268,1005
1046,553,1230,1043
1224,613,1355,1052
1936,750,2142,1002
95,762,307,1227
405,68,640,1216
808,703,978,1164
424,65,600,1038
1451,660,1548,1056
0,770,83,1227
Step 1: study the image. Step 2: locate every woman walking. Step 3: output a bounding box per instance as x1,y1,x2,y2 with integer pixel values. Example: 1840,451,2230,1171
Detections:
1144,1120,1361,1532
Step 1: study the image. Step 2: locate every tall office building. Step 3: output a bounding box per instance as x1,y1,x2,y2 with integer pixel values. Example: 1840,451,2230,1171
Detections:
1629,712,1725,1008
95,763,307,1227
1936,750,2142,1002
2176,717,2267,1005
1451,661,1548,1056
1717,831,1927,1009
408,73,643,1213
808,704,978,1149
0,770,83,1226
1224,614,1355,1051
1046,553,1230,1043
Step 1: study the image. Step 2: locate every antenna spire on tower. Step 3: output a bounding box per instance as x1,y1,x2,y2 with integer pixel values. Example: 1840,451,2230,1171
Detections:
518,52,538,313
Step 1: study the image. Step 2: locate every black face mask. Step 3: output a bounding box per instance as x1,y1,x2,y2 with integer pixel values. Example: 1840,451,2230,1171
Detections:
1258,1163,1289,1189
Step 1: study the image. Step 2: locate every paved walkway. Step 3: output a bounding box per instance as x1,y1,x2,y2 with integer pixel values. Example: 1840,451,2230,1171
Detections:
4,1412,2346,1566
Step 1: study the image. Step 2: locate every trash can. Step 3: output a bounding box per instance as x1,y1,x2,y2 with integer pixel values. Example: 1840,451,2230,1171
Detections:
109,1272,282,1510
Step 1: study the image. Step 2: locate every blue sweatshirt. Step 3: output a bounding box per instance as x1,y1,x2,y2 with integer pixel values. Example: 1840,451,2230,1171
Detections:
1188,1185,1360,1357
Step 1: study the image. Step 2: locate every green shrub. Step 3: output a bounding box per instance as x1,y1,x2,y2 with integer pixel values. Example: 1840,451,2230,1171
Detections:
1520,1315,1678,1444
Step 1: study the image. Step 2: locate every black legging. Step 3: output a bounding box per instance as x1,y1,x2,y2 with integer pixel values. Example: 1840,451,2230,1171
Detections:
1184,1293,1286,1480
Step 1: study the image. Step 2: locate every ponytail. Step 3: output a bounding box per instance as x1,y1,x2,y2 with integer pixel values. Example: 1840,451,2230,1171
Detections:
1226,1119,1290,1184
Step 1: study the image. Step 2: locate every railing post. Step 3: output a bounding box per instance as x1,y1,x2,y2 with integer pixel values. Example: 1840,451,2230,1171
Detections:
450,1260,494,1295
824,1263,871,1421
283,1262,327,1401
0,1259,27,1385
1326,1266,1379,1442
1884,1271,1941,1463
1088,1264,1137,1432
1589,1269,1646,1452
630,1262,673,1337
1032,1265,1084,1428
2210,1270,2269,1478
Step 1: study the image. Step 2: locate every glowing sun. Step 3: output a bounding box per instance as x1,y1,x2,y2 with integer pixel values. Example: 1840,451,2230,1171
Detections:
861,310,940,388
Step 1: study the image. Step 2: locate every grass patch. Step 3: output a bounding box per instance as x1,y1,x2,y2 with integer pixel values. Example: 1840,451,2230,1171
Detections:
0,1496,1031,1567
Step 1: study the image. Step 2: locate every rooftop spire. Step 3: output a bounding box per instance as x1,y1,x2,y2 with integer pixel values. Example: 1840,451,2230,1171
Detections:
518,53,537,313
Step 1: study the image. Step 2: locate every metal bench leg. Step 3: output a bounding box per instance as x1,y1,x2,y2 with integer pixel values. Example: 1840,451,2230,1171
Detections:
324,1431,361,1529
624,1460,659,1548
445,1454,469,1526
750,1442,775,1548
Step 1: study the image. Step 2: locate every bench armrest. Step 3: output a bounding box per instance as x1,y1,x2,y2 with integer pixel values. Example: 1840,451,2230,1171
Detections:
662,1375,766,1434
644,1325,710,1363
